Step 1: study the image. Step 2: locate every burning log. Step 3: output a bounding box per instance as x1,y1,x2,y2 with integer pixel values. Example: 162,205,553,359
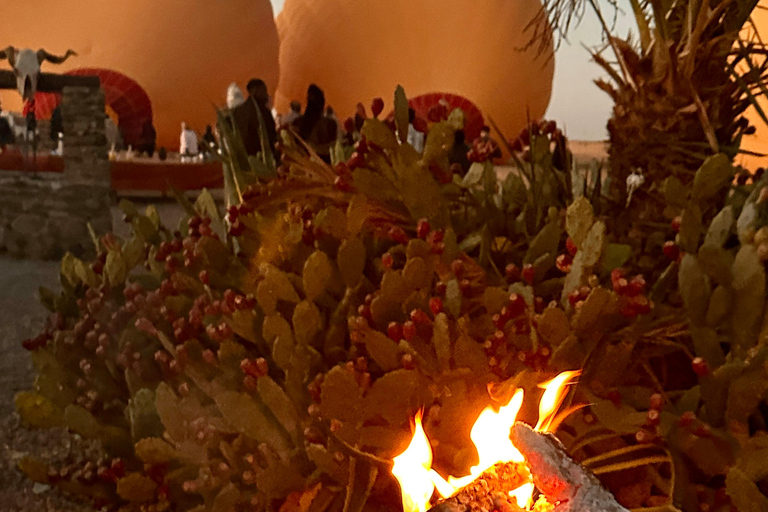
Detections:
426,462,531,512
425,424,629,512
509,423,630,512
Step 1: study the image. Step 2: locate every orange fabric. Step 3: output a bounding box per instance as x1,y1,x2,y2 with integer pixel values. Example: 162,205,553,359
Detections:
276,0,554,142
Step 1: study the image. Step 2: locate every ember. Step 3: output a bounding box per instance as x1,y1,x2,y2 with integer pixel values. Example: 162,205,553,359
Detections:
392,371,581,512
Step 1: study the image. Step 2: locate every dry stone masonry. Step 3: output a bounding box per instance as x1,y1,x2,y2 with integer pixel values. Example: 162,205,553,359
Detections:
0,84,113,259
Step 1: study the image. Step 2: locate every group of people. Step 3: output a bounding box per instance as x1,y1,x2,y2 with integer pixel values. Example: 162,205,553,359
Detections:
178,122,216,162
224,79,340,164
174,78,503,176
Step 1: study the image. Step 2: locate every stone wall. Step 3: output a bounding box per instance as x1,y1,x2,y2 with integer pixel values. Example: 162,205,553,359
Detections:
0,85,113,260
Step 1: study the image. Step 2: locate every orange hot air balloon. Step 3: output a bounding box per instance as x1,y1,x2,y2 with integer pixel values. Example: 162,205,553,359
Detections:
740,4,768,171
0,0,280,150
275,0,554,141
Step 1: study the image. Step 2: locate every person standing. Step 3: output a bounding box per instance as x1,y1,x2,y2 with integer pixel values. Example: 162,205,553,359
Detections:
449,130,471,176
233,78,278,158
0,98,16,149
139,120,157,157
296,84,337,163
179,122,199,162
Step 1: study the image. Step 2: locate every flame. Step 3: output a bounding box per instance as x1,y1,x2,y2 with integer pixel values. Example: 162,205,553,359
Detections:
392,412,435,512
535,370,581,432
392,371,580,512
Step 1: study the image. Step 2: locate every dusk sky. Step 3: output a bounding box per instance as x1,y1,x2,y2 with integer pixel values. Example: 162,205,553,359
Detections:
270,0,635,141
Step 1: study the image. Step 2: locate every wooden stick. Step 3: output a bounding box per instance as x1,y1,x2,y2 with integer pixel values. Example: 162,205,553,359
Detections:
509,423,630,512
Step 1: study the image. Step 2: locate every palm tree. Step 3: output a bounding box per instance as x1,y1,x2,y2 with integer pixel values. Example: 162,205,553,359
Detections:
527,0,768,224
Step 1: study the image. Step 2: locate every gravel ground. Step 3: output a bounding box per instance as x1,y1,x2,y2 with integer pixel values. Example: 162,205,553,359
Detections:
0,257,95,511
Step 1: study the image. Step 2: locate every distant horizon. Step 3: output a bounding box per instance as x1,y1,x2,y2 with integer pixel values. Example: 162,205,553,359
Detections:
270,0,633,141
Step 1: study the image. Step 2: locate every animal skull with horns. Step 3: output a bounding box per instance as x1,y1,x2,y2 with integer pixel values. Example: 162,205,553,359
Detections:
0,46,77,100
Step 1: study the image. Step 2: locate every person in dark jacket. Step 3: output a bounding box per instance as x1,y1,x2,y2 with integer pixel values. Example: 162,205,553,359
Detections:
233,78,277,158
295,84,337,163
0,99,15,147
449,130,471,176
50,107,63,143
139,121,157,157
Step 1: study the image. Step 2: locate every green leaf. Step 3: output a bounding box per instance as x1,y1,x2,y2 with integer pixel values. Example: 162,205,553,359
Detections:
128,388,163,442
364,330,400,372
731,245,766,357
396,160,447,226
86,223,101,253
215,391,292,456
257,377,301,443
363,369,430,426
679,205,703,253
677,386,701,413
603,244,632,272
60,252,79,287
524,222,562,266
432,313,451,372
461,163,486,187
15,391,64,429
690,327,725,369
38,286,57,312
737,436,768,481
292,300,324,347
501,171,528,207
737,202,757,236
565,196,594,247
726,371,768,426
697,244,732,287
212,484,241,512
458,231,483,253
338,237,366,288
122,236,145,269
591,398,647,434
394,85,409,144
105,250,128,287
446,279,462,318
663,176,689,208
361,119,398,151
726,468,768,512
692,154,734,203
704,206,734,247
580,220,606,268
353,168,400,203
119,199,140,220
74,257,99,288
321,366,364,424
679,254,711,327
145,205,161,229
303,251,334,302
342,458,378,512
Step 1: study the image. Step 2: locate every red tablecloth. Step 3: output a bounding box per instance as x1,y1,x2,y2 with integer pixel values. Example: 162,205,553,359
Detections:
111,160,223,191
0,148,223,191
0,147,65,173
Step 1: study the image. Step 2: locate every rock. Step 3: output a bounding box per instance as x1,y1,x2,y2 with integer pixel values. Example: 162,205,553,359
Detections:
11,214,46,237
25,236,58,260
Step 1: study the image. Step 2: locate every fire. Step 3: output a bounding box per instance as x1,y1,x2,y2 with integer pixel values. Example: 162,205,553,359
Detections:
392,371,580,512
391,412,435,512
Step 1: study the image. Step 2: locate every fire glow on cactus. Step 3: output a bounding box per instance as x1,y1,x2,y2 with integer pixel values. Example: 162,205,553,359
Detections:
392,371,581,512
